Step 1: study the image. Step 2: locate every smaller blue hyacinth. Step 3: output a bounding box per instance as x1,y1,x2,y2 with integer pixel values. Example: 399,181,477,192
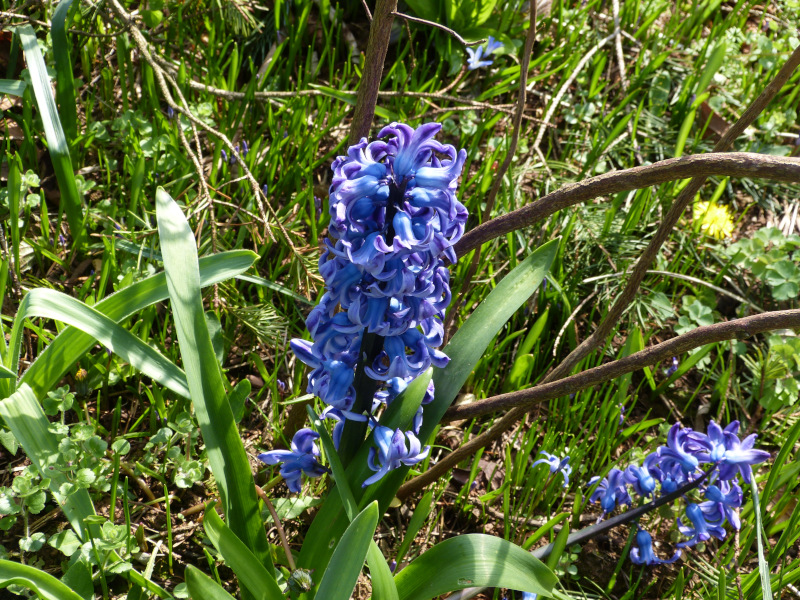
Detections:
629,529,680,566
532,451,572,487
466,36,503,70
258,428,329,493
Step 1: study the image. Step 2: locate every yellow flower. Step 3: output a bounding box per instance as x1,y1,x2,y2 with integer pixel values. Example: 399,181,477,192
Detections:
693,200,735,239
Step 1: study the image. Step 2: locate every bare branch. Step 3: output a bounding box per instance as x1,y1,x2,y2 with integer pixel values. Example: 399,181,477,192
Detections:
455,152,800,256
443,309,800,422
349,0,398,144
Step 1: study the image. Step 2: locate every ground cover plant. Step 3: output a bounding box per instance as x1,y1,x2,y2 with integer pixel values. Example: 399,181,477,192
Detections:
0,0,799,598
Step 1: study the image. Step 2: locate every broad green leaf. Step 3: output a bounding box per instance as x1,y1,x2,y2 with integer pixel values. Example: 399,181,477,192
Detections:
545,522,570,572
316,501,379,600
0,79,27,96
422,239,558,440
185,565,237,600
393,534,557,600
156,188,272,574
0,559,85,600
19,250,256,399
203,506,283,600
17,25,82,244
51,0,78,145
5,288,190,399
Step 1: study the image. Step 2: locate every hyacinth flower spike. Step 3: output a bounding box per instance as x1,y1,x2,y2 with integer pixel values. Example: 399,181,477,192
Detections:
258,428,329,493
532,451,572,487
629,529,681,566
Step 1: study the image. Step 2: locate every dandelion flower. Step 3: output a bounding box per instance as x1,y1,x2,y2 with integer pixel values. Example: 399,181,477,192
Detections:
693,200,735,239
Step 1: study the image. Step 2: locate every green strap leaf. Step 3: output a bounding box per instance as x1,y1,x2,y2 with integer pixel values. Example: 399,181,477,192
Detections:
185,565,237,600
0,559,86,600
368,540,400,600
316,501,380,600
17,25,82,244
203,506,283,600
51,0,78,145
393,534,557,600
19,250,256,398
750,479,774,600
422,239,559,439
156,188,273,574
6,288,190,399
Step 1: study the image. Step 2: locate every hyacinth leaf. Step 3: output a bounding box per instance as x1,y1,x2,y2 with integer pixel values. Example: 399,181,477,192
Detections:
51,0,78,145
316,501,379,600
17,25,83,245
185,565,237,600
393,534,557,600
0,384,97,540
18,250,257,399
156,188,273,577
750,480,774,600
202,505,283,600
0,559,86,600
545,521,570,572
307,406,358,520
368,540,401,600
4,288,190,399
0,79,27,96
421,239,559,440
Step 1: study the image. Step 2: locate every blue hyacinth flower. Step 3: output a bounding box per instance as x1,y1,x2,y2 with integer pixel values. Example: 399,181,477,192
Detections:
258,428,329,493
532,451,572,487
630,529,681,566
363,425,430,487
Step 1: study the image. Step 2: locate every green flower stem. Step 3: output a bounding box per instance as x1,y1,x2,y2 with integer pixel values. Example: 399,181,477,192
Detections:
338,330,384,466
